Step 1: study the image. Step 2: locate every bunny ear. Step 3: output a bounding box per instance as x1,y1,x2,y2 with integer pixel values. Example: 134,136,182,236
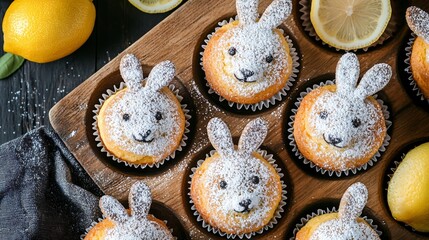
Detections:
238,118,268,155
354,63,391,99
207,118,234,156
406,6,429,43
259,0,292,29
120,54,144,92
236,0,259,25
129,181,152,219
145,60,176,92
335,53,360,95
338,182,368,222
100,195,128,223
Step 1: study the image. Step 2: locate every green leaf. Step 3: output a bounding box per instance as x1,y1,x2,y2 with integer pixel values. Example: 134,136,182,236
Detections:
0,53,25,80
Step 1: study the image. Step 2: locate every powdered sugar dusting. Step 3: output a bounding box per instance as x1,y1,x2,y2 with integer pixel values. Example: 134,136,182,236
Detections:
213,23,289,97
98,182,174,240
406,6,429,43
310,183,380,240
259,0,292,29
191,118,283,235
120,54,144,91
236,0,258,25
307,91,384,169
102,89,181,156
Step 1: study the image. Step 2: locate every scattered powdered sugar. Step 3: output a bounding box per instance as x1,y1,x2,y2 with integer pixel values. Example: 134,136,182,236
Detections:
406,6,429,44
98,182,174,240
310,183,380,240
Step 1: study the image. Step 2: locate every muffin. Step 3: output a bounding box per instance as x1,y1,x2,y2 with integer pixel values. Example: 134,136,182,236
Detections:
296,182,380,240
406,6,429,99
202,0,293,105
96,54,185,166
190,118,283,236
387,142,429,232
84,181,174,240
293,53,391,172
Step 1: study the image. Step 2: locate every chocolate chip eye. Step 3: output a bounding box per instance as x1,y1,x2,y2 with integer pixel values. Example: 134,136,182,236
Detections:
155,112,163,121
319,111,328,120
228,47,236,56
352,118,361,128
123,113,130,121
265,54,273,63
251,176,260,184
219,180,227,189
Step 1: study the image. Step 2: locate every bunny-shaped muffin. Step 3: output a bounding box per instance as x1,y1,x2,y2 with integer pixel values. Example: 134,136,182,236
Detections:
84,181,174,240
202,0,293,105
294,53,391,172
296,182,380,240
406,6,429,99
97,54,185,165
190,118,282,235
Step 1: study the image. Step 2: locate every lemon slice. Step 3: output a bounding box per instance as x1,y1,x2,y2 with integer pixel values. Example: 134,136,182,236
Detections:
129,0,182,14
310,0,391,50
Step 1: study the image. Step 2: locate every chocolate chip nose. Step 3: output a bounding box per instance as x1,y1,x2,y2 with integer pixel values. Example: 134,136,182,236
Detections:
134,130,154,143
328,135,342,145
240,69,254,78
239,199,252,208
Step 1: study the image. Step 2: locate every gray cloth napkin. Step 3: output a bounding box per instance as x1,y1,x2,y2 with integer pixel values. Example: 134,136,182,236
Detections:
0,127,103,240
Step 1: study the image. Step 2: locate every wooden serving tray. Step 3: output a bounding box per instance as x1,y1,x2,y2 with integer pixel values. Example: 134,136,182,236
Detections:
49,0,429,239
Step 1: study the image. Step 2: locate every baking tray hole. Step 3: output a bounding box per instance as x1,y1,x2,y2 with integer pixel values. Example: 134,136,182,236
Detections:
381,137,429,238
294,0,409,54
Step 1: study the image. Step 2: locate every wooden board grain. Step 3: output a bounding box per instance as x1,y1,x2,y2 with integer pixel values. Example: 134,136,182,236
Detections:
50,0,429,239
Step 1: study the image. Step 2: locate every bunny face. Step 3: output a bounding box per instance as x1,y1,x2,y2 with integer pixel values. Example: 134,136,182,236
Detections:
220,23,289,84
294,53,391,170
99,54,184,159
97,181,173,240
191,118,282,234
310,183,380,239
309,90,383,150
218,0,292,84
202,151,274,215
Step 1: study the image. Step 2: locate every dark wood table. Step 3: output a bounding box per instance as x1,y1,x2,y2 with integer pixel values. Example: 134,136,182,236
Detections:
0,0,178,144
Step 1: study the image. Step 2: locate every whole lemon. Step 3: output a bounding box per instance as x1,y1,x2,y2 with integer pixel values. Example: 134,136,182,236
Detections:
387,142,429,232
3,0,95,63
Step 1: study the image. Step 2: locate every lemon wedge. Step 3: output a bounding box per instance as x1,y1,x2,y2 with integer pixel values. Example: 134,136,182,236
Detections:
310,0,391,50
129,0,182,14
